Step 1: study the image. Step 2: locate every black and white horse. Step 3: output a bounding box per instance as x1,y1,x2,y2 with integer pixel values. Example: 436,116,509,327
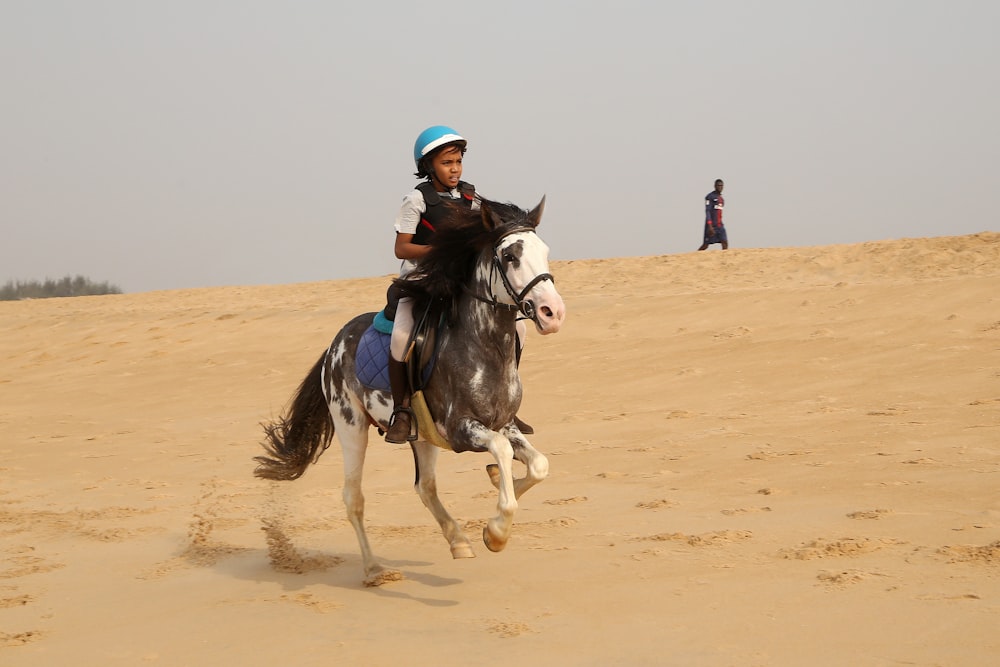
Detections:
254,197,566,585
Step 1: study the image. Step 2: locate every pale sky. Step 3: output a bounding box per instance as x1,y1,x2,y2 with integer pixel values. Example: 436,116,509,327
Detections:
2,1,997,293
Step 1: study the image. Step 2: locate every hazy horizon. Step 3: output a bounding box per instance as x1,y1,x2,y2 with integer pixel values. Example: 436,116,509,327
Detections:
3,1,997,293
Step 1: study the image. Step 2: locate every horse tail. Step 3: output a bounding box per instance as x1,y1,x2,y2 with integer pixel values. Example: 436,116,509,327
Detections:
254,350,334,481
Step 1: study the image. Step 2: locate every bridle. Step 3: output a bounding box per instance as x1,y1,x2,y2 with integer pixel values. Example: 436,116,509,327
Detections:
465,227,555,322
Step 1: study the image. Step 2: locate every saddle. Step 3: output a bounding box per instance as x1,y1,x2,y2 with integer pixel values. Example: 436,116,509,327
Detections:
404,307,452,450
354,304,451,449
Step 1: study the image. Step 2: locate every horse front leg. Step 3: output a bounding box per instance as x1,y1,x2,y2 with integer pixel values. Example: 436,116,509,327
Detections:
451,420,518,552
486,429,549,500
411,441,475,559
481,429,517,552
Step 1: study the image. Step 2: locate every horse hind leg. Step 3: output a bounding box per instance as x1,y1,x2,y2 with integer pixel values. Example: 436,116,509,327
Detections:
337,405,403,586
412,442,475,559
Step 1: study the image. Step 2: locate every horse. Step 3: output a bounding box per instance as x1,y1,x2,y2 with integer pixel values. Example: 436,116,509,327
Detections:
253,196,566,586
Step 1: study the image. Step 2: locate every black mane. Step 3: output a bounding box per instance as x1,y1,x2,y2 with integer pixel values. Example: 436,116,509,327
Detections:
394,198,535,303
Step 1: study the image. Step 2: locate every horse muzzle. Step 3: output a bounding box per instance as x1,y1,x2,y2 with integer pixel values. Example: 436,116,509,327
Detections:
526,284,565,335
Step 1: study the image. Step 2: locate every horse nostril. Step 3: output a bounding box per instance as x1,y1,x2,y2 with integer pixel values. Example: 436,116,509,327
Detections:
540,306,553,317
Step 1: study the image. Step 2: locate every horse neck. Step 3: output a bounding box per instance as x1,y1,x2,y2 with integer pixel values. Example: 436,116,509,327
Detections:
446,254,519,356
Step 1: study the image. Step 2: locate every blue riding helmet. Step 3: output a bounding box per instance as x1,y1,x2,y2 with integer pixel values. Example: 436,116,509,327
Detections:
413,125,467,168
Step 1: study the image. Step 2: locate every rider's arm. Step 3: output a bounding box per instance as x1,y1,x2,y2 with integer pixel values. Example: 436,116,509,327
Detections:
394,233,431,261
394,191,430,261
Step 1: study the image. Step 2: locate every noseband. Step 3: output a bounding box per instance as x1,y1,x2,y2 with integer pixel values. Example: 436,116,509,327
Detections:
466,227,555,322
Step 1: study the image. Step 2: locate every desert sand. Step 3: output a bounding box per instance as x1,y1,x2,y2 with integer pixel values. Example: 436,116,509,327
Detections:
2,232,999,666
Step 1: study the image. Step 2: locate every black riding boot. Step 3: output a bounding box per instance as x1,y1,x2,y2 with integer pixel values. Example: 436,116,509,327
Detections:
385,357,416,443
513,414,534,435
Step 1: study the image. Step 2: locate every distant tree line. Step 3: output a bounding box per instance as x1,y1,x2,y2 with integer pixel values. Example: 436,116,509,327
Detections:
0,275,123,300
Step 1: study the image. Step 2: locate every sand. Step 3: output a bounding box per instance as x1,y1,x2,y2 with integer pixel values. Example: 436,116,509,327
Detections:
2,232,999,666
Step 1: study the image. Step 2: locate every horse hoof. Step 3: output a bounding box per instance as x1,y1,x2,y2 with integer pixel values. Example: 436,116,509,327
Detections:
363,566,404,587
482,526,507,553
451,542,476,559
486,464,501,489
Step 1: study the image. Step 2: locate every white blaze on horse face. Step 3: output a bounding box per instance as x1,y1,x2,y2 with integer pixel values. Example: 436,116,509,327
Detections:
499,232,566,335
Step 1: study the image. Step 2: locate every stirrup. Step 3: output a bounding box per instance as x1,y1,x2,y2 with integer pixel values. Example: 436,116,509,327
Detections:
386,407,418,443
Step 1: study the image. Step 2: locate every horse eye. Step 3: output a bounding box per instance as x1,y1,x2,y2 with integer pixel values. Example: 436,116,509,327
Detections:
502,252,519,266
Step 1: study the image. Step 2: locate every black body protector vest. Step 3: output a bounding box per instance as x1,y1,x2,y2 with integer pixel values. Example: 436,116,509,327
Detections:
412,181,476,246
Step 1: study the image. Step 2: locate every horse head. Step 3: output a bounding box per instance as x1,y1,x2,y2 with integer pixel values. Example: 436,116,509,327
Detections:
481,197,565,335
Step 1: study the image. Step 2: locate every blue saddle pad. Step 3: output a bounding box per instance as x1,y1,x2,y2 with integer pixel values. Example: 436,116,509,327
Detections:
356,324,392,392
354,310,436,393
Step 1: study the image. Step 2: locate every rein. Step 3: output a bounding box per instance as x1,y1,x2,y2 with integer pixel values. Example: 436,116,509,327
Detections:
464,227,555,322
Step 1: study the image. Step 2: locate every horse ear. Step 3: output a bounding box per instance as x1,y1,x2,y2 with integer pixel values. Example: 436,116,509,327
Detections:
527,196,546,228
480,200,506,231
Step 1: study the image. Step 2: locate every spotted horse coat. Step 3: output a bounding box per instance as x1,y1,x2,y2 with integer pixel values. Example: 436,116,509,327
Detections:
255,196,566,586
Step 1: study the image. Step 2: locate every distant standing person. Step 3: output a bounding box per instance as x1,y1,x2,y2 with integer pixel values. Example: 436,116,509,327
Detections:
698,179,728,250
